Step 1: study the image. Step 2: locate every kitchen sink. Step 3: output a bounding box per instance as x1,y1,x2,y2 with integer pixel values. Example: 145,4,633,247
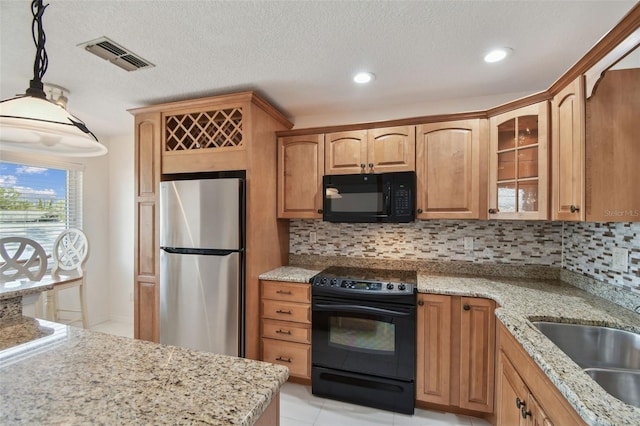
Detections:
532,322,640,370
532,321,640,407
584,368,640,408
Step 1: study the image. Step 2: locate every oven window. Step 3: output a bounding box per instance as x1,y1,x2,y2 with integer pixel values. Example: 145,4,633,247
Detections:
329,317,395,353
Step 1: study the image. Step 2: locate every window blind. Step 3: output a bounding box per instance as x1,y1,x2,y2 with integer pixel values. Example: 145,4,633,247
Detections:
0,159,83,258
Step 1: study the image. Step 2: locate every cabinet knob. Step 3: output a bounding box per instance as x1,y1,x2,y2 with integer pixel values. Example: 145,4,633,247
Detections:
488,208,498,214
368,163,374,169
361,164,366,169
516,398,525,408
570,205,580,213
521,406,532,419
463,304,471,311
417,208,423,214
418,300,424,306
317,209,323,214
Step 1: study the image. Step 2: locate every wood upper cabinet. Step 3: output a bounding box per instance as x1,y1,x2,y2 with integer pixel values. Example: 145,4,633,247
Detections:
417,294,495,414
586,68,640,222
488,102,549,220
325,126,415,174
551,76,585,221
277,134,324,219
497,322,586,426
416,119,487,219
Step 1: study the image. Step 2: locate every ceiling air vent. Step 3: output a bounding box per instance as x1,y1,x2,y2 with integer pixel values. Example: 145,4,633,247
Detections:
78,37,155,72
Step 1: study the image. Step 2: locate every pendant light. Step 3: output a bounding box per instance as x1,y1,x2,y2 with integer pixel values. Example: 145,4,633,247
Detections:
0,0,107,157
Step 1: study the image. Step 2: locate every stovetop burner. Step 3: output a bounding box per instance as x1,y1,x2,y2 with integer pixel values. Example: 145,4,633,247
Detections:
310,266,417,294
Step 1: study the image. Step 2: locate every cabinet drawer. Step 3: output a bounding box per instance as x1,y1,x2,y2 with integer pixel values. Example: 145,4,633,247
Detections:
262,319,311,344
262,338,310,379
261,299,311,323
261,280,310,303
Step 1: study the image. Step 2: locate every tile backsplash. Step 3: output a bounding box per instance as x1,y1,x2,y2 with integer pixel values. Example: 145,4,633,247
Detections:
290,219,640,292
563,222,640,291
290,220,563,265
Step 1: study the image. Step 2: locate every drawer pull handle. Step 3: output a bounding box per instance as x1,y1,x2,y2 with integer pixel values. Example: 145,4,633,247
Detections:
276,329,292,335
276,290,292,295
276,356,292,363
276,309,292,315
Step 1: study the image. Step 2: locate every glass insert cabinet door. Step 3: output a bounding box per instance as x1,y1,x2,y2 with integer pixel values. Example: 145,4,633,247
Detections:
489,102,549,220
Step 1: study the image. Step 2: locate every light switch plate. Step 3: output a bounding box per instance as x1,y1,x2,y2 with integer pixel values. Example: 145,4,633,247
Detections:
612,247,629,272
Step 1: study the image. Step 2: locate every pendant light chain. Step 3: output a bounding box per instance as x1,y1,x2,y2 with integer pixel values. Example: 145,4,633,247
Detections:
26,0,48,99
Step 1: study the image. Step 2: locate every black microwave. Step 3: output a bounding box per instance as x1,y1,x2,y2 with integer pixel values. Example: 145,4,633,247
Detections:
322,171,416,223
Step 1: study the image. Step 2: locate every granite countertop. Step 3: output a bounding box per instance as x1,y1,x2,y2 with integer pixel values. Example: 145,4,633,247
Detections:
259,266,321,283
260,265,640,425
0,318,289,425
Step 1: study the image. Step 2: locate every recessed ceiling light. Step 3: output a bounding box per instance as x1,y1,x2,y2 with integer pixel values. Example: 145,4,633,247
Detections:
353,72,375,84
484,48,512,63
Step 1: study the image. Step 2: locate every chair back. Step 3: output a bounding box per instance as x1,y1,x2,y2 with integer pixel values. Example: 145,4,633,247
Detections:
0,237,48,282
52,228,89,276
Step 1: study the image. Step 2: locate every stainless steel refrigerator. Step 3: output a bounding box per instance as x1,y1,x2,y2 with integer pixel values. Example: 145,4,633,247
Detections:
159,177,245,357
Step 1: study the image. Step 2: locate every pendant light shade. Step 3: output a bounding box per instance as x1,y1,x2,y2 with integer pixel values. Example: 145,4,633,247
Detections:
0,0,107,157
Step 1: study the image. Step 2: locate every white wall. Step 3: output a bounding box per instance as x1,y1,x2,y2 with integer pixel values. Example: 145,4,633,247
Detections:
81,149,111,326
107,132,135,323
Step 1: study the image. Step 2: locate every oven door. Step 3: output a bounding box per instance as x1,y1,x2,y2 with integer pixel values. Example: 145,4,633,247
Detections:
312,295,416,381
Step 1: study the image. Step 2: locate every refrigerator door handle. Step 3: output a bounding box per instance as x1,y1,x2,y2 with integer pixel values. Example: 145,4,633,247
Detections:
160,247,243,256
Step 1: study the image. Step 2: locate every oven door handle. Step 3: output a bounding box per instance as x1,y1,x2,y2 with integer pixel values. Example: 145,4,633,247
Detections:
313,303,412,317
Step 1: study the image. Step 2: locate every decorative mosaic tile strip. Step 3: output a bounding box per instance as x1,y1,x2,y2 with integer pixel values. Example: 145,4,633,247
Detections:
290,220,563,266
563,222,640,292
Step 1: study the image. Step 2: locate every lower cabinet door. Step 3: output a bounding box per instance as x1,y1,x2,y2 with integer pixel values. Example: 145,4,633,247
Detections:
262,338,311,379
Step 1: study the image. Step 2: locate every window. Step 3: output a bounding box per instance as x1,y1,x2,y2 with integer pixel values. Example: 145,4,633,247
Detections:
0,157,83,257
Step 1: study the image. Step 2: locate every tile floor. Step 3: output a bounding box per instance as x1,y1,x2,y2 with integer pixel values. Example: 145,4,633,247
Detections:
92,321,491,425
280,382,491,426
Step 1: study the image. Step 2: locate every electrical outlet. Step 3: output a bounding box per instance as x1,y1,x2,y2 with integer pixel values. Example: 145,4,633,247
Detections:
309,231,317,244
464,237,474,251
612,247,629,272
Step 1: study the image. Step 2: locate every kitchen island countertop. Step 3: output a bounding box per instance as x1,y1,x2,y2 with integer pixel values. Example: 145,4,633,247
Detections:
260,265,640,425
0,318,288,425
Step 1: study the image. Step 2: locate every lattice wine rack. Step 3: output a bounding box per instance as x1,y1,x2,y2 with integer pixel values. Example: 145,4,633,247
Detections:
164,108,243,151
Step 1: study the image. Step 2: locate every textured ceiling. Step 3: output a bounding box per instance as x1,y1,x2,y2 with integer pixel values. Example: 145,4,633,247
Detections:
0,0,637,141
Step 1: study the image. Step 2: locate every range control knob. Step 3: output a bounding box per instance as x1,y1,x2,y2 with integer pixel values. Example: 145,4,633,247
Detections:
386,283,394,290
320,277,328,285
340,281,347,288
398,284,406,291
330,278,337,286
